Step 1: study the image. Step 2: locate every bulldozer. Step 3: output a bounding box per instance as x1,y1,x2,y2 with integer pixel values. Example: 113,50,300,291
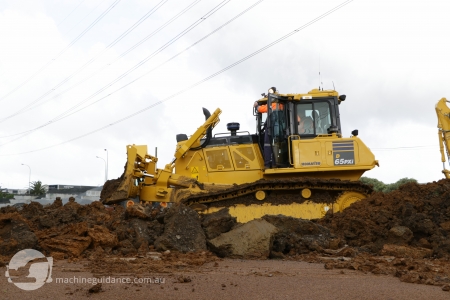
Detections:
436,97,450,179
101,87,379,223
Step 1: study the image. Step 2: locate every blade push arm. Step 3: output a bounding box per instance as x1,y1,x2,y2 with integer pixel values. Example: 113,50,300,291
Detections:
173,108,221,161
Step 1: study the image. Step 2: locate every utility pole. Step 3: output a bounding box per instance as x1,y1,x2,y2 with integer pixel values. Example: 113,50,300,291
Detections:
96,156,107,182
104,149,109,181
21,164,31,194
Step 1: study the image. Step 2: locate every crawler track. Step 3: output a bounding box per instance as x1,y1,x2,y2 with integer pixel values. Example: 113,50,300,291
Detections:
181,178,373,208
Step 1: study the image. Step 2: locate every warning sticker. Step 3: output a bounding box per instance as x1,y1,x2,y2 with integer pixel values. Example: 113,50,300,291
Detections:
190,166,199,180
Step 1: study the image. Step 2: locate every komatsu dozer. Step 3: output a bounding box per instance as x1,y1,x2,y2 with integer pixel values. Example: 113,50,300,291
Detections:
101,88,379,223
436,97,450,178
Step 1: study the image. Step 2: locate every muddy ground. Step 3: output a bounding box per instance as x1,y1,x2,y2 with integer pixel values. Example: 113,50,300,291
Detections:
2,259,449,299
1,179,450,292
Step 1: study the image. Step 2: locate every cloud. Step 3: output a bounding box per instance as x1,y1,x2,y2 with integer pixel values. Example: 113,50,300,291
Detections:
0,0,448,189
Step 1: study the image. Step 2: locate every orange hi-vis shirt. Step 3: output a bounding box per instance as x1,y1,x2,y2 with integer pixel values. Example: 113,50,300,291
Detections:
257,102,284,113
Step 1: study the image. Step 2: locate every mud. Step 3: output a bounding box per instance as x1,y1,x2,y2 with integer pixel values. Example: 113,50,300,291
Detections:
99,174,124,203
263,215,343,257
100,173,370,209
0,213,37,256
1,178,450,289
185,177,372,207
316,180,450,257
154,204,207,252
201,208,237,240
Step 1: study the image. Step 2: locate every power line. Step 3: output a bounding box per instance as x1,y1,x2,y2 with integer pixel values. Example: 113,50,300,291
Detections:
0,0,263,142
0,0,171,124
0,0,201,126
0,0,122,103
372,145,436,151
48,0,265,121
60,0,110,36
0,0,231,143
0,0,354,156
53,0,230,120
56,0,86,27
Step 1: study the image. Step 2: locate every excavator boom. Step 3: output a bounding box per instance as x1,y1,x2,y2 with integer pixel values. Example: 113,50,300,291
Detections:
435,98,450,179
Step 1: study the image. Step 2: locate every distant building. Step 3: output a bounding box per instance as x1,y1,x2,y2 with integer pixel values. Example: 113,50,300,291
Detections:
0,184,103,208
45,185,99,202
82,186,103,201
6,188,28,195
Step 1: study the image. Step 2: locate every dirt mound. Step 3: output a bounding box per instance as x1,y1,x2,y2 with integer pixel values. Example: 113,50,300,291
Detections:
263,215,343,258
0,213,37,256
317,179,450,257
154,204,207,252
0,200,164,259
1,178,450,288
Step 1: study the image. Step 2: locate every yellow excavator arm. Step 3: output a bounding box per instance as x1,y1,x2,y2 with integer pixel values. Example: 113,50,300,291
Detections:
435,98,450,179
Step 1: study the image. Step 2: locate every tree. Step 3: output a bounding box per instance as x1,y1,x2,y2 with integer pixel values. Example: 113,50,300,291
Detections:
360,177,386,192
360,177,418,193
0,188,13,203
383,177,418,193
30,181,47,196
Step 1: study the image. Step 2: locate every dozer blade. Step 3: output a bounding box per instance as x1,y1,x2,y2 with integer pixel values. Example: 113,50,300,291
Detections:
100,145,142,205
100,173,134,205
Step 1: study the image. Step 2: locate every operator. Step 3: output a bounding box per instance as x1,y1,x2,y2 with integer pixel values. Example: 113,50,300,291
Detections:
296,105,315,134
253,101,284,113
297,115,313,134
253,88,286,168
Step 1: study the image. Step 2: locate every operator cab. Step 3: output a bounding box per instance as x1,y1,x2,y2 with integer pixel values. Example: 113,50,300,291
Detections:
254,87,343,168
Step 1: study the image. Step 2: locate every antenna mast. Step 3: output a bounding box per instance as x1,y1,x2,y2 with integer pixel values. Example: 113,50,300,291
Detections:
319,54,321,91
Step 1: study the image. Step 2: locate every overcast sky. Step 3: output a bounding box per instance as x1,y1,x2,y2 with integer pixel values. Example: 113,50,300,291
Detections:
0,0,449,189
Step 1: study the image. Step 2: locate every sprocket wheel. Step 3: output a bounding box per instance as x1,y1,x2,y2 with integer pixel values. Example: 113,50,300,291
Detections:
333,191,366,213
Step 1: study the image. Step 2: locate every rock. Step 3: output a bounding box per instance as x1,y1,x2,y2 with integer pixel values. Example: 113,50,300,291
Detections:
129,219,160,249
269,251,285,259
177,276,191,283
154,204,206,252
201,208,237,240
418,238,432,249
146,251,162,260
442,285,450,292
380,244,432,259
440,221,450,232
87,225,118,248
126,205,151,219
0,213,38,255
208,219,278,258
400,271,421,284
387,226,413,245
118,239,137,255
89,283,102,293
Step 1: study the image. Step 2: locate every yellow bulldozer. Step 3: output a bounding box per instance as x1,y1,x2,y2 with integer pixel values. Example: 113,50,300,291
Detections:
101,87,379,223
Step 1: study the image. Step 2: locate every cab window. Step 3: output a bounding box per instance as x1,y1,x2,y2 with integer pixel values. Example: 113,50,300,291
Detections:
296,102,331,135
